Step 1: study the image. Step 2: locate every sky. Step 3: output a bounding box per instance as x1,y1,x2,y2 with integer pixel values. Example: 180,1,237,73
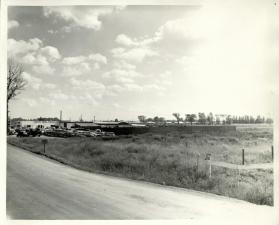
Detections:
7,2,279,121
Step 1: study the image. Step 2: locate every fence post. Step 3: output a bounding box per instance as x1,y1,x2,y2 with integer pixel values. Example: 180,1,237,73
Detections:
205,153,212,178
42,139,48,155
242,149,245,165
196,153,200,173
271,145,273,161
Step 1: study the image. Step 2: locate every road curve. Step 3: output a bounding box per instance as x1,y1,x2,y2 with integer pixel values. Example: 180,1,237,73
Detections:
6,144,276,223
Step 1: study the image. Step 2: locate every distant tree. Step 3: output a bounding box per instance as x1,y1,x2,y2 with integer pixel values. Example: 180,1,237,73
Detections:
185,114,196,125
266,117,273,124
146,118,154,122
138,115,146,123
153,116,159,124
10,117,24,121
226,115,233,124
216,116,220,125
244,115,250,124
114,118,119,122
232,116,238,124
249,116,255,124
37,117,59,121
255,115,264,123
158,117,165,123
198,112,206,124
207,112,214,125
172,113,181,124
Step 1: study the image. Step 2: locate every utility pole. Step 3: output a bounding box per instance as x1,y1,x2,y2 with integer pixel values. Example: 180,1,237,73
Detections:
60,110,63,121
59,110,63,127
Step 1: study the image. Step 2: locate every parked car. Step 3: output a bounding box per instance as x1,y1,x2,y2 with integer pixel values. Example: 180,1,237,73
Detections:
102,132,115,137
74,129,91,137
8,128,16,135
28,128,42,137
17,129,29,137
93,129,103,137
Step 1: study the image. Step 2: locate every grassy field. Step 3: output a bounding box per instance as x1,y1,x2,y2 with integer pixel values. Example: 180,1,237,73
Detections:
7,124,273,206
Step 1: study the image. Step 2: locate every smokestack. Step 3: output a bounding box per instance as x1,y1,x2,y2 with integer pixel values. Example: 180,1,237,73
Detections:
60,110,62,121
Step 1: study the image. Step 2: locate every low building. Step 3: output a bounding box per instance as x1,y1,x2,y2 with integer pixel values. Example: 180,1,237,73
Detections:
11,120,59,129
131,123,147,127
60,121,99,129
96,121,132,128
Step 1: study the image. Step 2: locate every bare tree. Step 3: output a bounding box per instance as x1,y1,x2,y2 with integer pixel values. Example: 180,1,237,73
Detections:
7,58,27,131
172,113,181,124
7,58,27,103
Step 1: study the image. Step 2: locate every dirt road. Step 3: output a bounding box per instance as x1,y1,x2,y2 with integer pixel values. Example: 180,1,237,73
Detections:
6,144,276,223
211,161,273,170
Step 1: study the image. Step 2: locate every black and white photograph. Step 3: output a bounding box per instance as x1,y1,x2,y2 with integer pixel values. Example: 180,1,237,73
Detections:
1,0,279,223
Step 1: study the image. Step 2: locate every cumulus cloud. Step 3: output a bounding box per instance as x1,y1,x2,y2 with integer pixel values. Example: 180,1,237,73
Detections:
61,25,73,33
44,83,57,89
43,6,125,31
113,33,161,64
23,98,38,107
63,54,107,65
113,12,205,61
8,20,19,30
40,46,61,61
115,34,137,47
70,77,105,90
21,53,49,65
22,71,57,90
47,29,58,34
49,91,69,100
33,65,55,75
22,72,42,90
88,53,107,64
115,33,161,47
39,97,56,106
106,84,124,96
8,38,61,75
62,63,90,77
111,47,157,63
8,38,42,56
62,56,87,65
124,83,143,92
70,78,106,99
113,60,136,70
103,68,142,85
157,16,203,41
62,53,107,76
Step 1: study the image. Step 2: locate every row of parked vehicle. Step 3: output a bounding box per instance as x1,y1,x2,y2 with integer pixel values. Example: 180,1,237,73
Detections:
8,127,116,138
44,128,115,138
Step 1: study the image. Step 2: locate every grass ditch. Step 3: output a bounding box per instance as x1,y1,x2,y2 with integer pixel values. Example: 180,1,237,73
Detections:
7,133,273,206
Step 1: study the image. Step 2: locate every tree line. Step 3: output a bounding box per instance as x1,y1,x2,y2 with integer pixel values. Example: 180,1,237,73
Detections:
138,113,273,125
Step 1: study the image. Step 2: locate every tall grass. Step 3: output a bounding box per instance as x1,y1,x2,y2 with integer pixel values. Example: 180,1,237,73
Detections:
7,134,273,206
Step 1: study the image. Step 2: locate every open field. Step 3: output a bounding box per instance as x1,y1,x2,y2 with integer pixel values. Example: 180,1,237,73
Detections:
7,124,273,205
